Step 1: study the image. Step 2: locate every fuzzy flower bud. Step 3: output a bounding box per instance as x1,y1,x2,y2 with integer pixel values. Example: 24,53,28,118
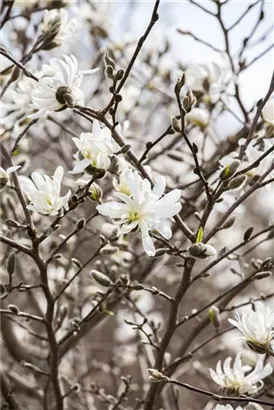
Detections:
188,243,217,259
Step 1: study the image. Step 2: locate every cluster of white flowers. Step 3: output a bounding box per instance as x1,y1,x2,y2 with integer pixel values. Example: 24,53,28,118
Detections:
70,120,118,174
209,352,272,395
97,169,182,256
228,302,274,354
20,166,71,216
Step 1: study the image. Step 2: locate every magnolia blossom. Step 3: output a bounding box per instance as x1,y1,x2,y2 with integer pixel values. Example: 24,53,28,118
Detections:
0,166,21,188
244,139,274,179
262,98,274,126
40,8,77,47
30,55,99,118
1,75,38,130
20,166,71,216
185,58,229,104
213,406,243,410
228,302,274,354
209,352,272,394
97,169,182,256
70,120,118,174
186,107,210,129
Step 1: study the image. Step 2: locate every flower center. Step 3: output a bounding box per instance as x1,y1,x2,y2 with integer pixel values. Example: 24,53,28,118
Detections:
129,210,140,221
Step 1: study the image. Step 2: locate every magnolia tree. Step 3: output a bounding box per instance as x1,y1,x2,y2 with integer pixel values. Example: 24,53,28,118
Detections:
0,1,274,409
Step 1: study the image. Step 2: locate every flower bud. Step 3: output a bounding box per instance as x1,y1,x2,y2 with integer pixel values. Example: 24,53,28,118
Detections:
188,243,217,259
89,183,103,202
147,369,169,383
182,88,196,113
55,86,74,107
105,65,115,79
115,69,124,81
208,305,221,329
255,271,272,280
221,217,236,230
219,160,241,181
228,174,247,190
76,218,86,230
243,227,254,242
8,304,20,315
7,253,16,275
171,116,181,132
91,270,113,287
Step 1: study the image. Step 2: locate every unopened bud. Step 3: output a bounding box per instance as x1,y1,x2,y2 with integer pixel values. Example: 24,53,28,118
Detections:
188,243,217,259
8,304,20,314
221,217,236,230
55,86,74,107
147,369,169,383
91,270,113,287
182,88,196,113
130,283,144,290
71,258,83,269
115,69,124,81
7,253,16,275
255,271,272,280
208,305,221,328
243,227,254,242
5,219,22,228
219,160,241,180
105,65,115,79
76,218,86,230
171,116,181,132
228,174,247,190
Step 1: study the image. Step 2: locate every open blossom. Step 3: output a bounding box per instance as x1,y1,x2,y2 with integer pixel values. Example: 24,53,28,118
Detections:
40,8,77,48
1,75,38,131
186,107,210,129
0,166,21,189
20,166,71,216
70,120,118,174
228,302,274,354
244,139,274,178
30,55,99,118
262,98,274,127
97,169,181,256
185,58,229,104
209,352,272,394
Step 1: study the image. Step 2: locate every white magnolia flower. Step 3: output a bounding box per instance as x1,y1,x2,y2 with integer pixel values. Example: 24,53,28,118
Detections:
186,107,210,129
0,166,21,188
213,406,243,410
70,120,118,174
30,55,99,118
244,139,274,179
20,166,71,216
209,352,272,394
228,302,274,354
97,169,181,256
185,58,229,104
40,8,77,47
262,98,274,126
